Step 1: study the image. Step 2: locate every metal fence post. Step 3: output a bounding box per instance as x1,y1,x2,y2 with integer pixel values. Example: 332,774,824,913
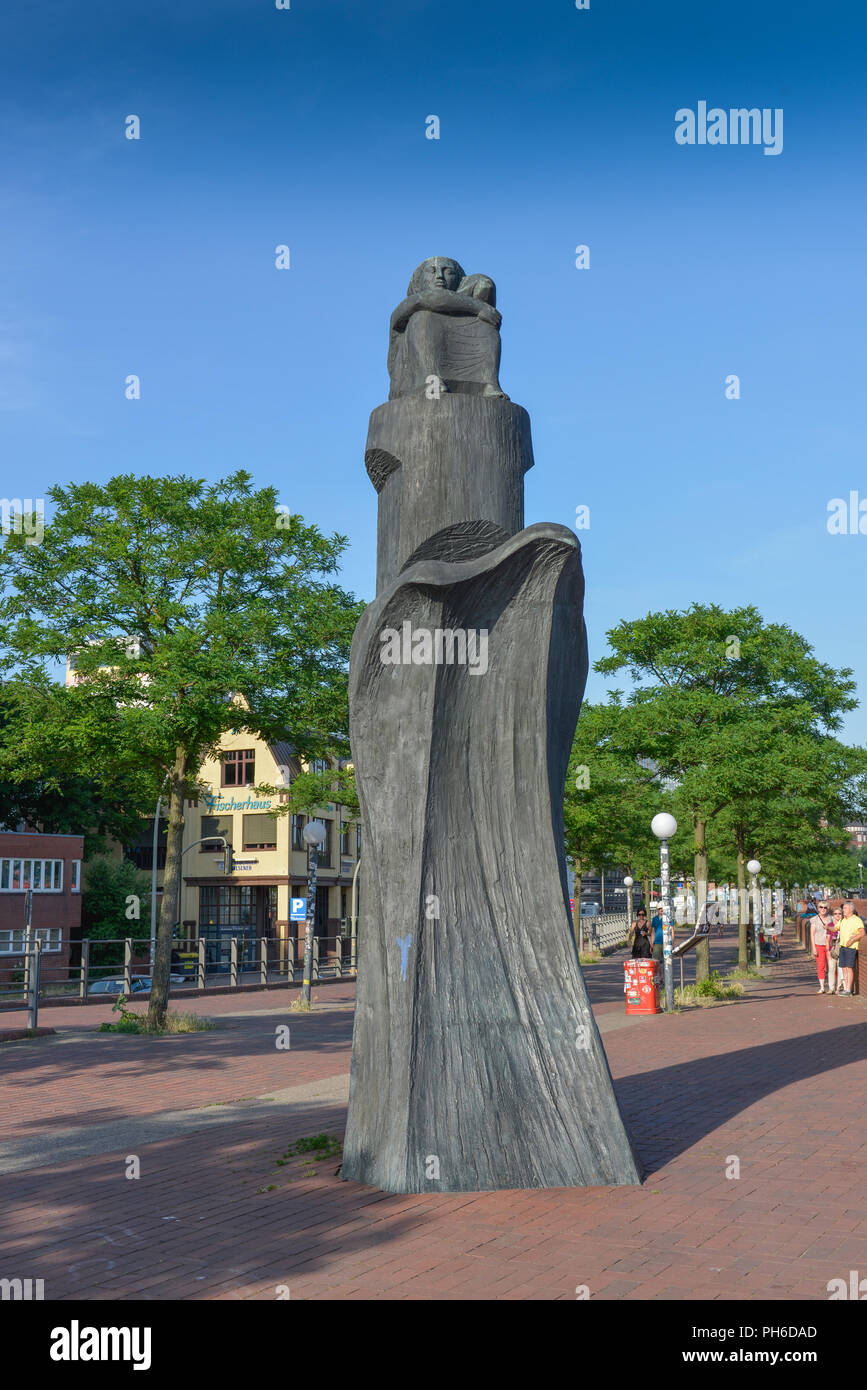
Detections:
312,935,320,981
27,940,42,1030
230,937,238,989
79,939,90,1000
260,936,268,986
123,938,132,997
198,938,206,991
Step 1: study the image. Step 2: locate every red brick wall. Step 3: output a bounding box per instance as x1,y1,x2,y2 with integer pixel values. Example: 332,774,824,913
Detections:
0,833,83,986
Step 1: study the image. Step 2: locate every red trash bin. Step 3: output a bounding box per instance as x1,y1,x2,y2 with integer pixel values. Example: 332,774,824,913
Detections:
624,958,660,1016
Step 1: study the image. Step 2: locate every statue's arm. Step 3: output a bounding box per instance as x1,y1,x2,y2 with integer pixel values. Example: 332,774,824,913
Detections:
390,291,501,333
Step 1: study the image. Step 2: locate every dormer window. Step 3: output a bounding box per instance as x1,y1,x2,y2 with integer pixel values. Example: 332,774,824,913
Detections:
222,749,255,786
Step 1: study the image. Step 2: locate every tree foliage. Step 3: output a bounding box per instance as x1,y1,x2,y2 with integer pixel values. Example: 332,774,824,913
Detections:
0,472,363,1024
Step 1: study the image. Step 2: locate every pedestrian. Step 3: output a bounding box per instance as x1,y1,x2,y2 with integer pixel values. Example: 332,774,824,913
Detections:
629,908,652,959
810,901,832,993
650,906,665,964
837,901,866,996
827,906,843,995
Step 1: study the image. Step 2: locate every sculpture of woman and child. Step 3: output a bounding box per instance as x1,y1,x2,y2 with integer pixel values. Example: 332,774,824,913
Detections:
387,256,509,402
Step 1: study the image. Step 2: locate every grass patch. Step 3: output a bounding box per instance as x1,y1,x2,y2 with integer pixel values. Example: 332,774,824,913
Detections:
273,1132,343,1180
726,965,766,981
98,995,215,1034
289,998,313,1012
155,1011,215,1034
675,971,745,1007
578,951,601,965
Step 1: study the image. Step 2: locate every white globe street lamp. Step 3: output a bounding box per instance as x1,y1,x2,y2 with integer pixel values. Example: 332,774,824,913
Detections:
747,859,762,970
623,875,634,929
303,820,327,850
652,813,678,842
651,813,678,1010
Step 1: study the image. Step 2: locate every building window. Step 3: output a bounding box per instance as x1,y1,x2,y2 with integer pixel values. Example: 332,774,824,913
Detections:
341,890,348,921
340,822,350,856
201,815,233,851
0,859,64,893
319,821,332,866
310,758,328,775
199,884,254,928
356,824,362,855
71,861,81,892
291,814,305,850
243,813,277,850
0,927,61,954
222,749,255,786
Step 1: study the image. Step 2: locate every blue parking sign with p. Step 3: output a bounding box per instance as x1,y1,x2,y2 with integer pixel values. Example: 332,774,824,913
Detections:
290,897,306,922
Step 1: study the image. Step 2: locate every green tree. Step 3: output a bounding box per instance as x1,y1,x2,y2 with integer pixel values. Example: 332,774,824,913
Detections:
0,473,363,1027
82,856,153,969
565,700,679,936
595,604,858,977
0,679,156,854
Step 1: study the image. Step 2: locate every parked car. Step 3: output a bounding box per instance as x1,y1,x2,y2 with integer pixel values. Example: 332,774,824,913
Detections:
88,977,148,995
88,974,187,995
580,901,601,917
131,974,191,989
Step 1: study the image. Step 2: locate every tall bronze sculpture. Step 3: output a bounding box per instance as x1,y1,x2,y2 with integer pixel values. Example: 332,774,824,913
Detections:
341,257,642,1193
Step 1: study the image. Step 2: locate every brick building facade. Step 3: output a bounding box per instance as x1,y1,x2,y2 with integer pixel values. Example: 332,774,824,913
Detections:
0,831,83,986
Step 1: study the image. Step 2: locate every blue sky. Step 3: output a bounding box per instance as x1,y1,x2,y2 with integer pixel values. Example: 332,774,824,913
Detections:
2,0,865,738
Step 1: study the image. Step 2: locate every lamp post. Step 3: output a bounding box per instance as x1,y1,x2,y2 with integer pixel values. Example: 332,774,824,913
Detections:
747,859,762,970
301,819,327,1006
651,813,677,1010
623,876,634,933
150,774,169,971
350,854,361,974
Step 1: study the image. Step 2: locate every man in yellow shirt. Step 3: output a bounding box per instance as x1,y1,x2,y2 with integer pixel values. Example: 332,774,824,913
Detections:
837,901,865,996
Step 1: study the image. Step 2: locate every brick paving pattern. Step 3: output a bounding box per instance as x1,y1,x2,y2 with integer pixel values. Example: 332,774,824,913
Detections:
1,928,865,1299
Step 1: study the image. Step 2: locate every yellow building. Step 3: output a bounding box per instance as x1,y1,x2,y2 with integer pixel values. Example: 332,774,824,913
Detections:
129,731,361,973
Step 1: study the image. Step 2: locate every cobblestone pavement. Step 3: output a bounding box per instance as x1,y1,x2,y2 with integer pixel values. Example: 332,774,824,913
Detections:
1,929,864,1300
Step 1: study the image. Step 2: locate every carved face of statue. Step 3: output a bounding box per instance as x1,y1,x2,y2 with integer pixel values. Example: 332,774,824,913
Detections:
408,257,466,295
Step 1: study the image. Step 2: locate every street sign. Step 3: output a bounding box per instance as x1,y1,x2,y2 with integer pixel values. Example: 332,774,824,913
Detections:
290,897,306,922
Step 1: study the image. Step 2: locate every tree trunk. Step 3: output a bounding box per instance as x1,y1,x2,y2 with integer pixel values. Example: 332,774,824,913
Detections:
736,826,748,971
693,813,709,983
147,751,187,1029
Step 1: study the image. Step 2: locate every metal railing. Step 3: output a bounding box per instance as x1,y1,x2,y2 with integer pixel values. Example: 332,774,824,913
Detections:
0,934,357,1011
577,912,630,955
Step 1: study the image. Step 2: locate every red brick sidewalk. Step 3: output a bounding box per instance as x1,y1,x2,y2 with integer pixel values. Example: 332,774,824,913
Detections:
1,930,865,1300
0,985,356,1140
